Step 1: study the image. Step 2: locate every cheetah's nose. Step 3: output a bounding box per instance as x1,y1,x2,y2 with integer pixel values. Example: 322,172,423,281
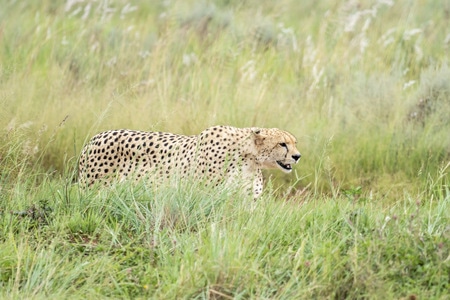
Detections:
292,154,301,162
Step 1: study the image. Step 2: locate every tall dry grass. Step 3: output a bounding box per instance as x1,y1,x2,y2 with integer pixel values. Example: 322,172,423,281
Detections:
1,0,449,195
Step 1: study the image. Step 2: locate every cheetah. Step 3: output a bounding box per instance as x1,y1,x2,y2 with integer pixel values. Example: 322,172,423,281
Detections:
78,126,301,198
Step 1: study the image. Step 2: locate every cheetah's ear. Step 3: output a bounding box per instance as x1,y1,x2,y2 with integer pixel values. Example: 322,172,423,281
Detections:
251,127,266,146
251,127,261,135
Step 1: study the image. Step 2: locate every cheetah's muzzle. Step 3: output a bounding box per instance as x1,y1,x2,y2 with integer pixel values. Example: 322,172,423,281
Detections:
277,161,293,172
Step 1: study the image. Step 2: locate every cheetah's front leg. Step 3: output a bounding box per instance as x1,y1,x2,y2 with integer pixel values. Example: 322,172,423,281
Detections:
252,169,264,199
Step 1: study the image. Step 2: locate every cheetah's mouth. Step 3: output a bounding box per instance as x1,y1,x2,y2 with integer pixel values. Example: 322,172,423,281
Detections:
277,161,292,172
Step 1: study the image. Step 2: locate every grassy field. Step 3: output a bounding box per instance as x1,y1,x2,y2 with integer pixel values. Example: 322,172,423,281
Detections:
1,0,449,298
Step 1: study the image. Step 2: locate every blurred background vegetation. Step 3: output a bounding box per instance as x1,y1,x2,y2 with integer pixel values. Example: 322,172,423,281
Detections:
1,0,449,198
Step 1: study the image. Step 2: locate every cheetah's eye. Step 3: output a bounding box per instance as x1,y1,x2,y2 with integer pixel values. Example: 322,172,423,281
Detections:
279,143,287,148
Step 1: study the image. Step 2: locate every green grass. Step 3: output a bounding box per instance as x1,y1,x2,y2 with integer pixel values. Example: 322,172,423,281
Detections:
1,0,449,298
0,177,448,298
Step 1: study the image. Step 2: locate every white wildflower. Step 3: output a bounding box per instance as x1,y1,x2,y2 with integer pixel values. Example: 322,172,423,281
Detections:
362,18,372,32
378,28,398,47
139,51,150,59
380,216,391,231
240,60,257,82
360,36,369,53
69,6,82,17
345,9,376,32
344,12,361,32
403,80,416,90
61,36,69,45
98,1,116,22
308,62,324,94
312,63,324,83
377,0,394,6
125,26,134,33
403,28,422,40
444,34,450,44
139,79,155,87
380,28,396,41
277,23,299,52
383,37,395,47
91,41,100,52
414,44,423,61
120,3,138,19
159,12,167,20
303,35,317,66
65,0,83,12
18,121,33,130
106,56,117,67
363,8,377,18
82,2,92,20
182,53,198,66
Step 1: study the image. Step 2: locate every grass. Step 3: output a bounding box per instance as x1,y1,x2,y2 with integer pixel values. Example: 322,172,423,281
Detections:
0,177,448,298
1,0,449,298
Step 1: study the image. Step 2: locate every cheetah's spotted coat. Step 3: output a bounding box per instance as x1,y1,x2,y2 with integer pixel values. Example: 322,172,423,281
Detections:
78,126,301,198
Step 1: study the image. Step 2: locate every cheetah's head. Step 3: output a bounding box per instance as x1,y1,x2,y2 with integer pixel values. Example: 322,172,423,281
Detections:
251,128,301,173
